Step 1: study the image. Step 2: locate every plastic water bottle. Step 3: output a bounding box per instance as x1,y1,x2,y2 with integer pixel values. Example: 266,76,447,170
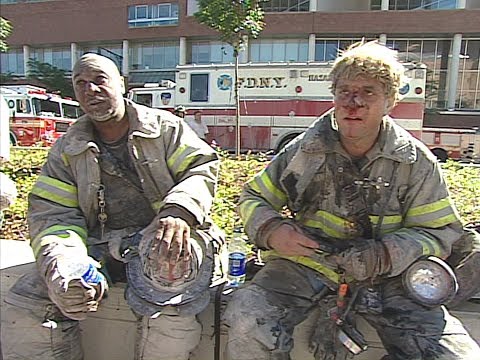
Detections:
56,257,104,289
228,228,248,287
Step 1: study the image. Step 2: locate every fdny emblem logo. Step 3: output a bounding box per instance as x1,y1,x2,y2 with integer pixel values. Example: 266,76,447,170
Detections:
161,92,172,105
217,74,233,91
399,83,410,95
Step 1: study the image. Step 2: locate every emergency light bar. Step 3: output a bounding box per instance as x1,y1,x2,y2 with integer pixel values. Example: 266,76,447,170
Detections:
144,80,176,88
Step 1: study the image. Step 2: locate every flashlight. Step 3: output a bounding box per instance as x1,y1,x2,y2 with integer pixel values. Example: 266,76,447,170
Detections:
403,256,458,307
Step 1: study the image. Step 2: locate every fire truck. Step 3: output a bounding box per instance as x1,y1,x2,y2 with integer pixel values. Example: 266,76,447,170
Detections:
0,85,82,146
422,111,480,163
128,62,426,152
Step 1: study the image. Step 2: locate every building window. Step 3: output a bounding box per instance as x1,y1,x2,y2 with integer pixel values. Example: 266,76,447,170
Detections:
0,0,18,4
387,0,457,10
30,47,71,71
315,39,373,62
190,41,234,64
80,45,123,70
458,39,480,109
386,38,453,109
371,0,382,10
130,42,179,70
0,48,24,75
250,39,308,62
261,0,310,12
128,3,179,27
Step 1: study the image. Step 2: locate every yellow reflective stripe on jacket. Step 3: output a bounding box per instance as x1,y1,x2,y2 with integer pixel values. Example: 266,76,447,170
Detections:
167,144,204,178
262,250,341,284
61,153,69,167
152,200,164,213
405,198,458,228
370,215,403,234
394,228,442,256
31,175,78,208
250,170,287,211
31,225,87,257
239,199,261,226
297,210,354,239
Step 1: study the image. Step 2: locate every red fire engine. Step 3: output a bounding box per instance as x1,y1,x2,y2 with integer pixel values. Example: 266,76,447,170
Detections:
0,85,82,146
128,62,426,153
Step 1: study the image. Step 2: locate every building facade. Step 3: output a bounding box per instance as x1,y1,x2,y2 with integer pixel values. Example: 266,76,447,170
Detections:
1,0,480,116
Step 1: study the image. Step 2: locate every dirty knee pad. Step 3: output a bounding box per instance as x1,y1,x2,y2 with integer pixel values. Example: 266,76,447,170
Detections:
223,284,289,354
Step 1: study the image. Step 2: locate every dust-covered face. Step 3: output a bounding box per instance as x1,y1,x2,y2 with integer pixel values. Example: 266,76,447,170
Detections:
334,75,394,143
73,55,125,122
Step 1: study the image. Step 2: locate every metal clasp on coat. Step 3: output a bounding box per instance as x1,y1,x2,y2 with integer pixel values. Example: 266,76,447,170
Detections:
354,177,390,190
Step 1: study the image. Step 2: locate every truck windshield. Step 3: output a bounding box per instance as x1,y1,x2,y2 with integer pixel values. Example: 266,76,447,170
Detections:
32,98,62,117
62,103,81,119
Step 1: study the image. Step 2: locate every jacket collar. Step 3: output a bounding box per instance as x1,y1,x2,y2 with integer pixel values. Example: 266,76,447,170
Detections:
281,115,417,210
300,115,417,164
63,99,163,156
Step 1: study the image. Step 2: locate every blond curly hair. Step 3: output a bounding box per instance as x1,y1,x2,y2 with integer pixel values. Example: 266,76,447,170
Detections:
330,40,406,102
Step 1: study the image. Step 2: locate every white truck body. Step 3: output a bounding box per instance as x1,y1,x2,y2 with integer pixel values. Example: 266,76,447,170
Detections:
128,62,426,152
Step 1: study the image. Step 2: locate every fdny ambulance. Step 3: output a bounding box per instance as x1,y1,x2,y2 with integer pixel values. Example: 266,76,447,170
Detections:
128,62,426,153
0,85,82,146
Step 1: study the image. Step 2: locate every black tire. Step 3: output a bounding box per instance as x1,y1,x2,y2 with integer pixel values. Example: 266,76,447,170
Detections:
276,133,300,153
431,148,448,162
9,132,17,146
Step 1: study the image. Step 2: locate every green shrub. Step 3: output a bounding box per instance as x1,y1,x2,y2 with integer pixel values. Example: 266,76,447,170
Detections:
1,149,478,241
442,161,479,225
1,148,48,240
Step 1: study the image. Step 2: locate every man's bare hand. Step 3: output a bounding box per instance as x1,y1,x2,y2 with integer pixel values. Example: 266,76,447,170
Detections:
149,216,192,266
267,224,319,257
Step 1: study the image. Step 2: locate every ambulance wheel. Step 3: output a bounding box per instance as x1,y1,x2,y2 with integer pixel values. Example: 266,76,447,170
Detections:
9,132,17,146
276,133,300,153
431,148,448,162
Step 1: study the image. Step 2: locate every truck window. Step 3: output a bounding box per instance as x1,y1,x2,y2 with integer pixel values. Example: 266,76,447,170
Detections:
135,94,153,107
33,99,62,117
32,98,62,117
62,103,80,119
16,99,31,114
55,121,71,133
190,74,209,102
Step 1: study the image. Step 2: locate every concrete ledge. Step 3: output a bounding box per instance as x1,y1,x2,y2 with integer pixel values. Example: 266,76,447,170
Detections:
1,239,479,360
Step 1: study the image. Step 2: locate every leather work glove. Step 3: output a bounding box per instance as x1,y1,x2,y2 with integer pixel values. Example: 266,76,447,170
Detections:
331,240,392,281
45,258,108,321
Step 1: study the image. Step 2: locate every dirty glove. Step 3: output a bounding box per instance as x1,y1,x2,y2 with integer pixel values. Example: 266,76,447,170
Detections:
45,257,108,321
331,240,391,281
39,231,109,321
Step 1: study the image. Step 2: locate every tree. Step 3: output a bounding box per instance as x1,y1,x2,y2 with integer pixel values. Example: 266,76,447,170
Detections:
27,59,74,98
0,17,13,52
195,0,265,156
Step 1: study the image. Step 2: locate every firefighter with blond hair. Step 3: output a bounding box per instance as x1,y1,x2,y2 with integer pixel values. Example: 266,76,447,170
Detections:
223,41,480,359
